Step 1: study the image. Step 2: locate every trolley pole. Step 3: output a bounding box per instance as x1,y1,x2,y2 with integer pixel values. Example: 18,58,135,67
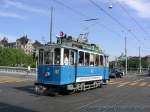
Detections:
139,46,142,74
125,36,128,75
50,7,53,44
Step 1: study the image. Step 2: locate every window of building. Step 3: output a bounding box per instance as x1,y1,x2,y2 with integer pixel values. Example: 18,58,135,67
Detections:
78,51,84,65
85,52,90,66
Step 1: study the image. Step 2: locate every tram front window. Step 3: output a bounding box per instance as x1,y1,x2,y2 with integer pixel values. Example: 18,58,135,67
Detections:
44,50,53,64
39,49,44,64
54,48,60,64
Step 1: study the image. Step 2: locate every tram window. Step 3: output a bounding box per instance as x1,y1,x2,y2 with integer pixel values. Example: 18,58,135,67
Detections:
105,56,109,67
100,55,103,66
64,49,69,65
70,51,75,65
54,48,60,64
39,49,44,64
79,51,84,65
45,50,53,64
85,52,89,66
90,54,95,66
95,55,100,66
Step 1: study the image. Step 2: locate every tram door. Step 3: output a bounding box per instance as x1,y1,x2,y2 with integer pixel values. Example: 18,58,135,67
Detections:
62,48,77,84
69,49,78,83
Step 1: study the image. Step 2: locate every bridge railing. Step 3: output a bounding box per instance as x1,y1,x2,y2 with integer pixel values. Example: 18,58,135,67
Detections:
0,66,36,75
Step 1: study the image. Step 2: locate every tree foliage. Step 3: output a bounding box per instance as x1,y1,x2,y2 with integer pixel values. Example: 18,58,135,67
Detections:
0,47,35,67
109,57,148,69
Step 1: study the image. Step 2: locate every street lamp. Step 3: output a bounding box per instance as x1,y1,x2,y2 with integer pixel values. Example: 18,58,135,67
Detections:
122,29,131,75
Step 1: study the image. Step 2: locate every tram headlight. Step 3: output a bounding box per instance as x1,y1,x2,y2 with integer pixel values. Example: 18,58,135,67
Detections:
44,72,50,77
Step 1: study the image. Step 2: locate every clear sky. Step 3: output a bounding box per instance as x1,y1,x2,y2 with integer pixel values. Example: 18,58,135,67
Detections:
0,0,150,60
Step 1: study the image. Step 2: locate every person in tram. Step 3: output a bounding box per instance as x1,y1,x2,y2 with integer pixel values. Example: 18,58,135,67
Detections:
64,53,69,65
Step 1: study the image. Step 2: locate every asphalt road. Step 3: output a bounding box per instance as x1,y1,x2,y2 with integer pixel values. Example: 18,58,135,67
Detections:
0,73,150,112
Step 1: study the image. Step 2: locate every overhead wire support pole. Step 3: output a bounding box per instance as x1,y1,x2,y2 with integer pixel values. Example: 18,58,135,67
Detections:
139,46,142,74
125,35,127,75
50,7,53,44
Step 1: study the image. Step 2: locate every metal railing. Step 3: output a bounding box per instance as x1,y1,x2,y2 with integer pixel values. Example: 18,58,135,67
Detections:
0,66,36,75
127,68,148,75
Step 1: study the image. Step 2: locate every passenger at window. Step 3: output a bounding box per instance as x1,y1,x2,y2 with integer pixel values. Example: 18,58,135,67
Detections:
55,55,60,64
64,53,69,65
70,53,74,65
79,58,83,65
85,58,89,66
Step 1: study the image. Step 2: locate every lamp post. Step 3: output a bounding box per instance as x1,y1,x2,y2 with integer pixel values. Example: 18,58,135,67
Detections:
125,35,127,75
122,29,131,75
139,46,142,74
50,7,53,44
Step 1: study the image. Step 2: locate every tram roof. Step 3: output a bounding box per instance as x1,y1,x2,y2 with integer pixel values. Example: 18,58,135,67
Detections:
38,43,105,55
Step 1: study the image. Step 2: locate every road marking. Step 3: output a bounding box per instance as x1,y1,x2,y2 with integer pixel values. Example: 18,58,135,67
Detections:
109,81,124,85
117,82,130,87
15,79,28,83
138,82,147,87
132,78,144,83
0,76,29,84
128,82,138,86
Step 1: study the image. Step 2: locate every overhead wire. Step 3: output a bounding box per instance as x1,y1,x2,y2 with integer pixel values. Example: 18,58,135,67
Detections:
117,1,150,41
53,0,121,38
88,0,141,44
116,1,150,51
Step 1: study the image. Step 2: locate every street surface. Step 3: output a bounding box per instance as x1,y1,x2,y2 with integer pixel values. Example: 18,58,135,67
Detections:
0,73,150,112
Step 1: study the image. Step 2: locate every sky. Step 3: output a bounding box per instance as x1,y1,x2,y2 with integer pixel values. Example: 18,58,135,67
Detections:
0,0,150,60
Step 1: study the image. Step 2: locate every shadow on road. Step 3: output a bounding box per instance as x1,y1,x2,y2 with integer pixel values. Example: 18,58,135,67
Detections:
14,85,36,95
0,102,37,112
13,85,58,97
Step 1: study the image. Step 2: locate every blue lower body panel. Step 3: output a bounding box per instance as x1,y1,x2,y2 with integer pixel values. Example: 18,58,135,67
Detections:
37,65,109,86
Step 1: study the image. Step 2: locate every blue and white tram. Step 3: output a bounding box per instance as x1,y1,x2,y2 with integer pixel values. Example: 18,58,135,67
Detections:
35,38,109,94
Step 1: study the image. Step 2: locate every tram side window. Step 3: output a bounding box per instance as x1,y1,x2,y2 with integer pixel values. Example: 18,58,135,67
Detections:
64,49,69,65
79,51,84,65
100,55,103,66
39,49,44,64
85,53,90,66
54,48,60,64
90,54,95,66
70,51,75,65
95,55,100,66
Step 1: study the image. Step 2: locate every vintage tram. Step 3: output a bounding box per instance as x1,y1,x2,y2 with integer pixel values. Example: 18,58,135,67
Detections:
35,35,109,94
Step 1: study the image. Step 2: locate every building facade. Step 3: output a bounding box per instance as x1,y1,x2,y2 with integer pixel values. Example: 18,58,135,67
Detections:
16,36,33,54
